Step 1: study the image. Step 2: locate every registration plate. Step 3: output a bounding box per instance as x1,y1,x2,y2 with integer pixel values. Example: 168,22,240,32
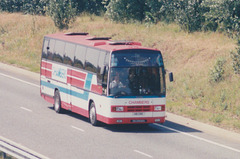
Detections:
133,112,144,115
131,120,147,123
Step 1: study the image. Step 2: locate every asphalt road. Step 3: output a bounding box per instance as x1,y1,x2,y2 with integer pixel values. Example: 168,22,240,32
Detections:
0,63,240,159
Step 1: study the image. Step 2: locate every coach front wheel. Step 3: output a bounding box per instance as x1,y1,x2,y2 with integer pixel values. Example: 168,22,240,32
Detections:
89,102,98,126
54,90,63,113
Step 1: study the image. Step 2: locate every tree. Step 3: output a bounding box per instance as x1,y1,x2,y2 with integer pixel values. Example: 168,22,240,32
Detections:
22,0,49,15
218,0,240,39
47,0,77,29
230,41,240,74
203,0,240,38
0,0,23,12
145,0,175,23
105,0,146,23
174,0,206,32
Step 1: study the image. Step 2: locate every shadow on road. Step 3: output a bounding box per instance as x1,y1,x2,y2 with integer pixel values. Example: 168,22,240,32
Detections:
102,120,202,134
48,106,202,134
48,106,90,123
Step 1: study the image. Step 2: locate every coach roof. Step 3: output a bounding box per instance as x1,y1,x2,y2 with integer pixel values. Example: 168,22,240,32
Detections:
45,33,159,52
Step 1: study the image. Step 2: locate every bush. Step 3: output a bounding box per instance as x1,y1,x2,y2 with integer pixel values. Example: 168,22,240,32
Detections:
0,0,23,12
230,42,240,74
209,57,226,83
144,0,175,23
219,0,240,39
174,0,206,32
105,0,145,23
0,0,106,16
201,0,219,31
85,0,106,15
47,0,77,29
0,0,238,38
0,0,49,15
72,0,106,15
203,0,240,38
22,0,49,15
105,0,176,24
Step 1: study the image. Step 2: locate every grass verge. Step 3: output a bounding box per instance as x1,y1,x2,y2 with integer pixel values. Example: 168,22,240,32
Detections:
0,12,239,132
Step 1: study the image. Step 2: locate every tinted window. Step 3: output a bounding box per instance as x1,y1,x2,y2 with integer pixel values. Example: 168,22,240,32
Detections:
74,45,87,69
64,42,75,66
97,51,106,84
108,67,166,96
105,53,110,65
47,39,55,60
101,52,110,95
85,48,99,73
42,38,49,59
104,53,109,84
53,40,65,63
111,49,163,67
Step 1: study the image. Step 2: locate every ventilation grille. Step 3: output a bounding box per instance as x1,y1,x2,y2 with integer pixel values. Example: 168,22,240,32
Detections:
108,40,141,46
126,106,151,112
64,32,89,36
86,37,112,40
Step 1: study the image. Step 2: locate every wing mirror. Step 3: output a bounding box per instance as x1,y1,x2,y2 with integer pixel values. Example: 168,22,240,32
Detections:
169,72,174,82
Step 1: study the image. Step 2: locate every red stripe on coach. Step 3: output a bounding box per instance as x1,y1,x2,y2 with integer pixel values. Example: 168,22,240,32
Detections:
68,69,86,79
41,61,52,69
91,84,102,94
67,77,84,88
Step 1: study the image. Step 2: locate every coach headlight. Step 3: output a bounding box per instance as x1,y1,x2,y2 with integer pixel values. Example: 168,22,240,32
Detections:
116,106,124,111
154,105,165,111
111,106,124,112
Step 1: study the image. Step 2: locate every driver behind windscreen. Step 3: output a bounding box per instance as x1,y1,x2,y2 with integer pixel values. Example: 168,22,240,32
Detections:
110,73,124,88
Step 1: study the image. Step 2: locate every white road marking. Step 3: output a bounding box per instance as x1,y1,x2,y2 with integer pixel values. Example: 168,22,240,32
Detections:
20,107,32,112
0,72,39,88
153,123,240,153
1,70,240,154
1,135,50,159
134,150,153,158
71,125,85,132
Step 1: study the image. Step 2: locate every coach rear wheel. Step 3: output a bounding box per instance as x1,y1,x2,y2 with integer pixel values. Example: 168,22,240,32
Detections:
89,102,98,126
54,90,63,113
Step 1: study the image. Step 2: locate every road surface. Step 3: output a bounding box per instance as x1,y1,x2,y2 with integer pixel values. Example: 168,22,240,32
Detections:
0,63,240,159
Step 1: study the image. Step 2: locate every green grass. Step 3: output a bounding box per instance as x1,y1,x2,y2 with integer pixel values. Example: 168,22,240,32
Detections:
0,12,239,132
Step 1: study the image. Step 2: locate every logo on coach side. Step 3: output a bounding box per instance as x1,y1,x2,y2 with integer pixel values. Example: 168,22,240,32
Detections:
52,65,67,83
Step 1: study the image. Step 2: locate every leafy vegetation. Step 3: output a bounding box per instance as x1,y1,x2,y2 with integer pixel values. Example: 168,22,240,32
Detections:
230,41,240,74
105,0,146,23
0,0,240,132
0,0,239,36
209,58,226,83
47,0,77,29
105,0,240,36
174,0,206,32
0,0,49,14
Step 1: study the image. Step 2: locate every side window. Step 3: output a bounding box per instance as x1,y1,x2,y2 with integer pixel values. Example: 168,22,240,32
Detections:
85,48,99,73
105,53,110,66
103,53,109,85
97,51,106,84
74,45,87,69
47,39,55,60
53,40,65,63
64,42,75,66
102,53,109,95
42,38,49,59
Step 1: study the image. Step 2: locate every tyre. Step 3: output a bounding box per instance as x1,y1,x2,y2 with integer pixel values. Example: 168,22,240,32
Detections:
53,90,63,113
89,102,98,126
